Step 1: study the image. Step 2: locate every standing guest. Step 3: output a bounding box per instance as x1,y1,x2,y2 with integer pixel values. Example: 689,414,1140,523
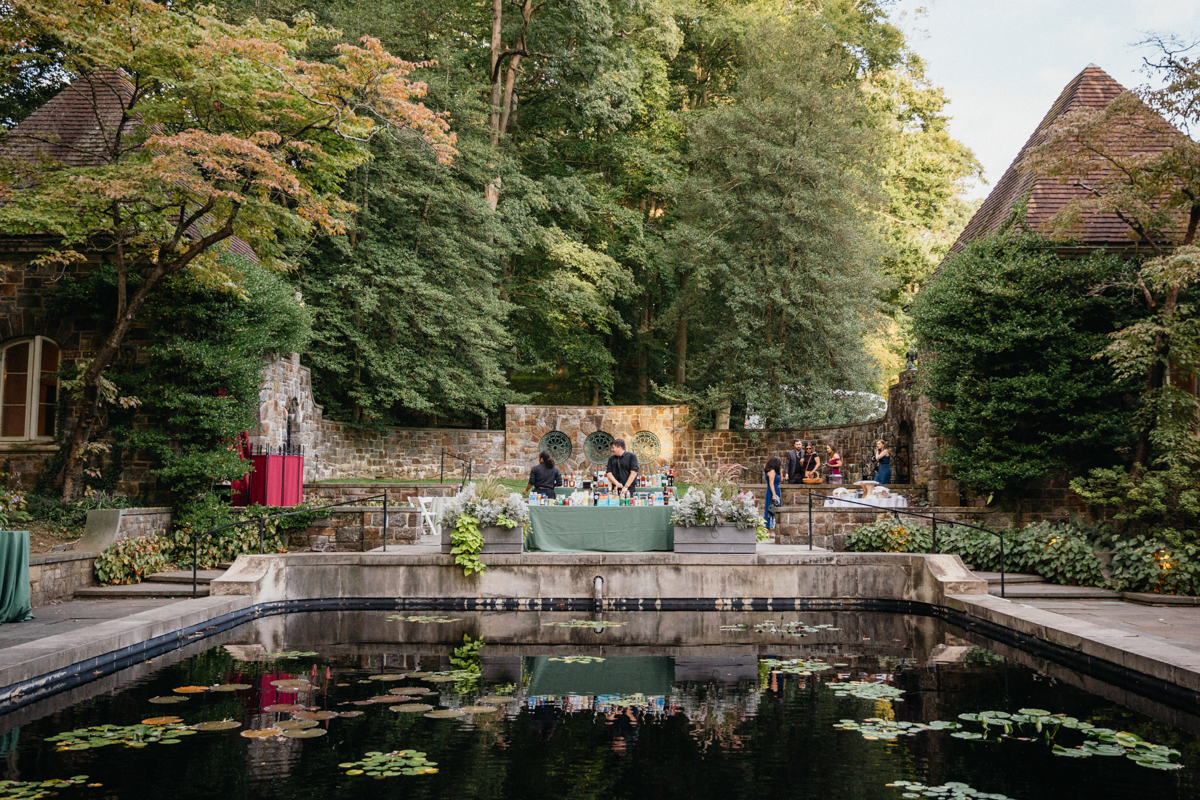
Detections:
522,451,563,499
874,440,892,485
825,445,842,484
764,454,782,529
605,439,639,495
784,439,805,484
802,443,822,482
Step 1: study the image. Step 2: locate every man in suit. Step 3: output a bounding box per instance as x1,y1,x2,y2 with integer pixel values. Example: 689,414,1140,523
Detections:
784,439,805,484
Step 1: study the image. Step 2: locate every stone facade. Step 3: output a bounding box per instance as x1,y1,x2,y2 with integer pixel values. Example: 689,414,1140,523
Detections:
503,404,688,476
684,422,886,481
884,371,960,507
303,483,458,505
297,507,423,551
113,507,173,540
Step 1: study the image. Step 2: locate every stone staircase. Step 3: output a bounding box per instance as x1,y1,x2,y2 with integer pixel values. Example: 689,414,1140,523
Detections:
975,571,1120,600
75,563,232,599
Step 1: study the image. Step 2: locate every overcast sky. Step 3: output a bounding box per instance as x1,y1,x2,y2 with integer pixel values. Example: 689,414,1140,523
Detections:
888,0,1200,199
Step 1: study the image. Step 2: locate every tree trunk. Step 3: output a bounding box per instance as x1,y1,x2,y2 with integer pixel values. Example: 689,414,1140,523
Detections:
675,314,687,386
637,303,650,401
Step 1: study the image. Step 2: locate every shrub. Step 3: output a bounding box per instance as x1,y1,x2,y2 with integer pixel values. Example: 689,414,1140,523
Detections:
94,534,172,585
1107,536,1200,596
845,518,931,553
162,493,326,569
26,490,138,534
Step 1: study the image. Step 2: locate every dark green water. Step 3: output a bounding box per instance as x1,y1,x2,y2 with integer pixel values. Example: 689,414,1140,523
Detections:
1,611,1197,800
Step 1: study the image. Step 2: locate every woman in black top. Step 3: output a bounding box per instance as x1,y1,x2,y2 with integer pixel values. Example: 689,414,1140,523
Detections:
523,451,563,499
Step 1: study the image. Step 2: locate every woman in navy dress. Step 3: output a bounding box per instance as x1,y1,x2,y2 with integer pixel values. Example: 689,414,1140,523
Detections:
874,440,891,485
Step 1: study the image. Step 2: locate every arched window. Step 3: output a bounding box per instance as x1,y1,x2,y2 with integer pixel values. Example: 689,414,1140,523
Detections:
0,337,59,441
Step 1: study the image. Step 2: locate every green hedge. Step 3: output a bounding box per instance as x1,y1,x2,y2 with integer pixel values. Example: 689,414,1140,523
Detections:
845,519,1198,596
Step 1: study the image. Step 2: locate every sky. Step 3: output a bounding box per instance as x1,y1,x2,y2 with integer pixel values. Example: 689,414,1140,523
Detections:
888,0,1200,200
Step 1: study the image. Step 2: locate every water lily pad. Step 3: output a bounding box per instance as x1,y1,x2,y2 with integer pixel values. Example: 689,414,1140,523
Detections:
149,696,188,704
264,704,305,712
339,711,364,718
406,672,432,679
352,700,376,706
542,620,626,628
240,728,282,738
211,683,252,692
370,695,400,703
141,717,183,725
341,750,438,777
367,674,410,681
424,675,458,683
194,720,242,731
460,705,499,714
388,687,427,695
548,655,606,664
296,711,338,721
387,615,462,624
276,720,319,731
283,728,327,738
264,651,319,659
1018,708,1051,716
173,686,209,694
424,709,464,719
390,704,433,713
477,695,517,704
269,680,311,691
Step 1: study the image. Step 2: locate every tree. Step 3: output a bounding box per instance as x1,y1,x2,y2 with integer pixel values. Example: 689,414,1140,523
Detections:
910,232,1141,498
0,0,455,498
664,16,887,426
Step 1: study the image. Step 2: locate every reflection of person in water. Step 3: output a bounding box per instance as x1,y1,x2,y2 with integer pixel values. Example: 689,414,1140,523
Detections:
767,668,786,705
605,706,641,755
530,700,563,741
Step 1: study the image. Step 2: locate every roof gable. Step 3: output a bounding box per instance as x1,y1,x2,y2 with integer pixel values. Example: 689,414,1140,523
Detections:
946,64,1179,256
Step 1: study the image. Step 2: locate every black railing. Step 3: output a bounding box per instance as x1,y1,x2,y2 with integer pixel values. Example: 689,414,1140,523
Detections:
439,449,472,489
807,492,1007,598
191,491,391,597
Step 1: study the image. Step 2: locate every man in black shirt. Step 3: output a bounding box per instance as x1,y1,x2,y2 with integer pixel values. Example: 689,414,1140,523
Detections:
605,439,639,495
784,440,805,484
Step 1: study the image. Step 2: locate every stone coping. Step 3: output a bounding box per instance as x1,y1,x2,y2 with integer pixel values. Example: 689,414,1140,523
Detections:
0,596,252,700
1123,592,1200,607
947,593,1200,696
305,482,458,489
29,550,96,566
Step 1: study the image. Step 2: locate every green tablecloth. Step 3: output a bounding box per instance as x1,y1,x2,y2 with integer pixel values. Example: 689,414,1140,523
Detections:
526,506,674,552
0,532,33,623
525,656,675,696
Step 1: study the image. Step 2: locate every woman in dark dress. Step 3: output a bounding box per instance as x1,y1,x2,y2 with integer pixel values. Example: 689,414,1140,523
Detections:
874,440,892,485
522,451,563,499
764,455,782,529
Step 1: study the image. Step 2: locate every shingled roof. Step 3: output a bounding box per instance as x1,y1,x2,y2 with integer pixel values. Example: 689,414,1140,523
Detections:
946,64,1181,257
0,70,258,261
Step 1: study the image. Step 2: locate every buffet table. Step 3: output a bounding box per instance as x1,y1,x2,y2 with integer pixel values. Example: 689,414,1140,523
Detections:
525,506,674,552
823,495,908,509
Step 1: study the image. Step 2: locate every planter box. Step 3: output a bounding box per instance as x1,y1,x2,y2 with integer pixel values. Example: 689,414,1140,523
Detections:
440,524,524,555
673,524,756,554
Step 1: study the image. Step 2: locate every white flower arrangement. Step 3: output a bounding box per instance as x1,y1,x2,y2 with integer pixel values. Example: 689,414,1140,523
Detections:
438,482,529,531
671,487,760,529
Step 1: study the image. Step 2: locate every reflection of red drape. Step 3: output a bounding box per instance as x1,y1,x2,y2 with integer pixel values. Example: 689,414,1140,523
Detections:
257,672,297,710
230,431,252,506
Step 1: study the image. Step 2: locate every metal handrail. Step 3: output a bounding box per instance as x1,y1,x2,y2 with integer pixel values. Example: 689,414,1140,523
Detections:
810,493,1007,598
439,449,472,488
191,491,391,597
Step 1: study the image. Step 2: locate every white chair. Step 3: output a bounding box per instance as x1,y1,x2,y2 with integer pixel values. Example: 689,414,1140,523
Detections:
417,496,440,538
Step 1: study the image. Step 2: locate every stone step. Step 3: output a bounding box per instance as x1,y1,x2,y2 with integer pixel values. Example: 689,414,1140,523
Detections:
974,572,1046,586
75,583,210,599
988,584,1119,599
146,570,225,585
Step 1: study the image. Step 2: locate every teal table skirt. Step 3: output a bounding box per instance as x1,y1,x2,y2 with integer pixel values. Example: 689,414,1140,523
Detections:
525,655,675,696
526,507,674,552
0,531,33,623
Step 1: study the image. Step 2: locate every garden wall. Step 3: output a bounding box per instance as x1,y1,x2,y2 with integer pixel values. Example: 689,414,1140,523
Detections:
504,404,688,475
774,507,986,551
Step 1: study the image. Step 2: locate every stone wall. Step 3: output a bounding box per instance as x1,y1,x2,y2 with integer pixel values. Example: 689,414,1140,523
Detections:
28,551,95,607
303,483,458,505
297,507,423,552
114,508,173,540
503,404,688,476
774,507,987,551
684,422,886,481
884,371,960,507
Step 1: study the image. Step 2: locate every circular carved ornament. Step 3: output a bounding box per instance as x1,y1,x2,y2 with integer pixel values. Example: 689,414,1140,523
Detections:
538,430,573,463
631,430,661,462
583,431,614,465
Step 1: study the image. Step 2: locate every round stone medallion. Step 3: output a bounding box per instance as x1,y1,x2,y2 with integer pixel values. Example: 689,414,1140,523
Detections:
631,430,662,462
538,430,573,463
583,431,614,465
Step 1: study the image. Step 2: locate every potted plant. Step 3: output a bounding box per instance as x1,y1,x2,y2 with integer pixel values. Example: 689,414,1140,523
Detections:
438,480,529,575
671,462,761,553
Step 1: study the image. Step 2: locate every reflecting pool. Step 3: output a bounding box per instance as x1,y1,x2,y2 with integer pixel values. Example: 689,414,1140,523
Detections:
1,611,1197,800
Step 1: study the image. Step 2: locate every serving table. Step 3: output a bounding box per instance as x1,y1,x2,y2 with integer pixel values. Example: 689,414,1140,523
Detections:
823,495,909,509
0,531,33,623
525,506,674,553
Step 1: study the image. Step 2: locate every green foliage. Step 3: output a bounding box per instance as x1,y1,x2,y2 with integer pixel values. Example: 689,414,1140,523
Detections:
1071,464,1200,541
25,490,137,534
163,495,323,569
844,518,932,553
0,474,32,531
94,534,172,585
910,232,1141,496
1107,535,1200,596
450,514,485,577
